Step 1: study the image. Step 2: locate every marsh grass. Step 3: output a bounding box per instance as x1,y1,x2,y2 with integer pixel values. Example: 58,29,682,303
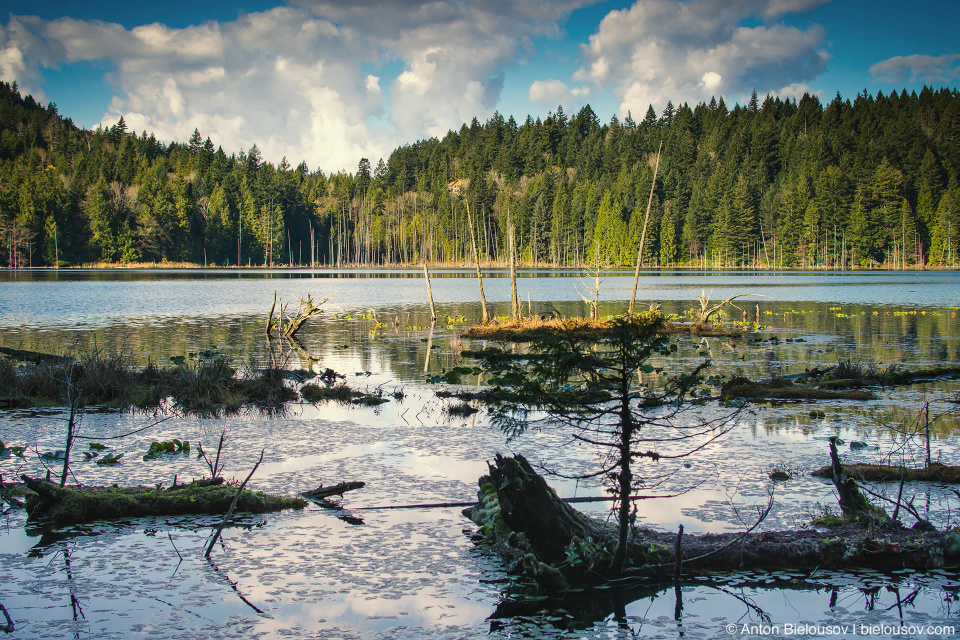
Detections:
0,350,296,415
445,400,478,417
300,382,388,406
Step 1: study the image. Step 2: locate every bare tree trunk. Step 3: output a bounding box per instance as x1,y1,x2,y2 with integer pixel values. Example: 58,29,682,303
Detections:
465,200,489,323
509,219,519,319
423,263,437,322
629,141,662,315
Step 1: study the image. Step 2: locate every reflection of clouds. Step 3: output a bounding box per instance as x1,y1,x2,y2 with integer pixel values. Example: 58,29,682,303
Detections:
400,453,487,484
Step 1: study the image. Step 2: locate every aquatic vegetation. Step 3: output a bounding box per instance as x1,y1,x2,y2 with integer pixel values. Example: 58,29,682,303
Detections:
445,401,478,417
142,439,190,460
300,382,388,406
0,349,296,415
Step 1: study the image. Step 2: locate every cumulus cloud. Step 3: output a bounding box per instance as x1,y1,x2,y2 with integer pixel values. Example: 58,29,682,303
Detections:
573,0,830,115
869,53,960,85
528,78,590,108
1,1,593,172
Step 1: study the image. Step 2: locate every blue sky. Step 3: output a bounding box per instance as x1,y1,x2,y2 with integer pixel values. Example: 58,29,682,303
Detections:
2,0,958,173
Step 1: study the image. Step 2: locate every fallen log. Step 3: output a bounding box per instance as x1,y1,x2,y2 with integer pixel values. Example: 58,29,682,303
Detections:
465,454,960,591
300,481,365,500
21,475,306,526
812,462,960,483
720,376,875,401
0,346,72,365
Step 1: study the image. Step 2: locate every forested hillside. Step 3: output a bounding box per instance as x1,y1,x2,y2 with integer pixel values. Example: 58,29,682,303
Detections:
1,80,958,269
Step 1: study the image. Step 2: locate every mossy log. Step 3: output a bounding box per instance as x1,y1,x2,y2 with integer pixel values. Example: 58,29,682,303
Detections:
812,462,960,483
720,376,876,401
21,475,306,526
465,454,960,591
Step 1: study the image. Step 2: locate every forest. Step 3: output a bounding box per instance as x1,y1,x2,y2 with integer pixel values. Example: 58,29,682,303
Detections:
1,80,959,269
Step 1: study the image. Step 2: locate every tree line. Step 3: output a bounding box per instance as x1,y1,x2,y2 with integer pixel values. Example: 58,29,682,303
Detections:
1,80,959,269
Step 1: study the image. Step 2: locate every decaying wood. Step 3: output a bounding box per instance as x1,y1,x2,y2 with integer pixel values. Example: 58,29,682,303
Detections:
694,290,772,328
301,481,365,500
629,140,662,315
20,473,302,526
720,376,876,401
0,346,72,365
0,475,24,508
423,264,437,322
464,200,490,324
466,454,960,591
265,291,277,336
266,291,326,338
206,449,265,557
0,601,14,633
827,437,886,521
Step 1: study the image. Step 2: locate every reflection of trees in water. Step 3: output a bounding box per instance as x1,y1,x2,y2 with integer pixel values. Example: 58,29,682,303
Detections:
489,575,953,636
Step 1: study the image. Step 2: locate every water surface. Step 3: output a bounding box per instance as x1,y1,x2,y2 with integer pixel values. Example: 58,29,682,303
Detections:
1,268,959,639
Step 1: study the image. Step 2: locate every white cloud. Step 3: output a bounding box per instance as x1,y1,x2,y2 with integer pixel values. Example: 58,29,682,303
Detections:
529,78,590,108
869,53,960,85
774,82,820,101
763,0,831,19
2,1,593,172
574,0,830,115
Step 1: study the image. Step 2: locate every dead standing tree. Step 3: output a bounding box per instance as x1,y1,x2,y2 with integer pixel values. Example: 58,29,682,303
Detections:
265,291,326,339
692,289,772,329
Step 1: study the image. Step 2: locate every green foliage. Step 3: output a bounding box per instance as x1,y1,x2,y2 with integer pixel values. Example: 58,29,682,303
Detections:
143,439,190,460
464,313,728,574
2,80,960,268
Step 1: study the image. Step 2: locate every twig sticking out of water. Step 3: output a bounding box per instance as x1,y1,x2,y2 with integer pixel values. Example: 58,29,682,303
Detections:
204,449,265,558
0,601,14,633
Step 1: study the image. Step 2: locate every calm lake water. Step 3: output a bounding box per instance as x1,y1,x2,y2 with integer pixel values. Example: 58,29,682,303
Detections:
1,268,959,639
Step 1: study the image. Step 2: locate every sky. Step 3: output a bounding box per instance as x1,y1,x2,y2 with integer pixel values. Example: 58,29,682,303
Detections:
2,0,959,174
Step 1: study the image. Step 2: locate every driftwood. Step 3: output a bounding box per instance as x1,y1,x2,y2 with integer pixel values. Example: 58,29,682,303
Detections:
206,449,264,557
301,481,365,500
466,454,960,591
266,291,326,338
0,601,13,633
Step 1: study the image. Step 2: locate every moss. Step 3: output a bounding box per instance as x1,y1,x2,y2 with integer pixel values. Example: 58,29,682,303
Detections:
24,478,306,526
812,514,846,527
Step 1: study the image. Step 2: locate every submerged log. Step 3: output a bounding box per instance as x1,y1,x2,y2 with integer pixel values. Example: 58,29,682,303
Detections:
21,475,306,526
465,454,960,591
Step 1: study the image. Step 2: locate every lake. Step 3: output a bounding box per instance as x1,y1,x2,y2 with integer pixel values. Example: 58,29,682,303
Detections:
1,268,959,639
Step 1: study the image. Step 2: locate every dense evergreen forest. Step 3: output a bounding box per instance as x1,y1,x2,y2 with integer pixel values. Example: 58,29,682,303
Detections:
1,80,959,269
